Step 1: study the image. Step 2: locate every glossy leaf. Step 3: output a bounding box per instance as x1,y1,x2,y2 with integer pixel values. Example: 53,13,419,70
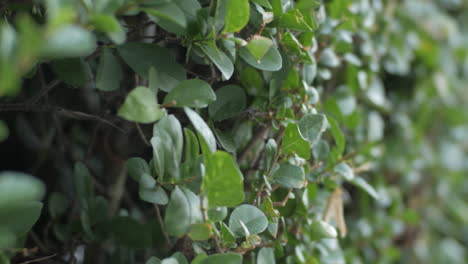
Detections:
118,87,166,123
203,151,244,207
282,123,311,159
224,0,250,33
272,163,305,188
164,79,216,108
96,49,122,91
246,36,273,62
298,114,328,145
239,46,283,71
118,43,186,91
228,204,268,237
200,44,234,80
184,107,217,153
208,85,246,121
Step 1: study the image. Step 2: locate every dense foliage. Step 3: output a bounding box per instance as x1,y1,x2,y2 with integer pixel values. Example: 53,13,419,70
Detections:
0,0,467,263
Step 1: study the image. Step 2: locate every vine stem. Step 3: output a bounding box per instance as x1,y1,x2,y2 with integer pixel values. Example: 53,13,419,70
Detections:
154,205,171,245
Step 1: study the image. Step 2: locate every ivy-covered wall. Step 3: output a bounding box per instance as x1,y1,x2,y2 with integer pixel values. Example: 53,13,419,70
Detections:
0,0,467,263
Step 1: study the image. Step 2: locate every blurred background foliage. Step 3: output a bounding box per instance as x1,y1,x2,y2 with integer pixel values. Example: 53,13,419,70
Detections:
0,0,467,263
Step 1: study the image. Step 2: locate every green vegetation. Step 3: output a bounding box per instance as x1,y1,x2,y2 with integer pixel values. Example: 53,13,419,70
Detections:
0,0,467,263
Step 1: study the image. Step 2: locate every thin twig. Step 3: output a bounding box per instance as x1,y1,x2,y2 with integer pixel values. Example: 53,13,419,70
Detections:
0,103,125,133
26,79,62,104
18,253,58,264
135,123,151,146
154,205,171,245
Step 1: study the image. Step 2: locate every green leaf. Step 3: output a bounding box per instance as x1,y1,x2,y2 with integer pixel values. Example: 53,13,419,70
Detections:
265,139,277,171
228,204,268,237
48,192,68,218
200,253,242,264
240,46,282,71
146,257,162,264
51,58,91,87
153,115,183,163
172,252,189,264
164,79,216,108
223,0,250,33
350,177,379,200
184,128,200,165
327,116,345,157
117,43,186,91
184,107,217,154
282,123,311,159
334,163,354,181
221,222,236,245
41,25,96,58
203,151,244,207
126,157,151,182
144,4,187,35
277,9,315,32
73,162,94,203
240,67,264,95
164,186,191,237
310,220,337,240
208,85,246,121
118,86,166,123
96,49,122,91
272,163,305,188
90,14,125,44
188,223,212,241
200,44,234,80
257,247,275,264
110,216,152,248
0,201,43,236
0,172,44,207
319,48,340,68
298,114,328,145
251,0,272,9
208,206,228,221
139,185,169,205
139,173,156,189
246,36,273,62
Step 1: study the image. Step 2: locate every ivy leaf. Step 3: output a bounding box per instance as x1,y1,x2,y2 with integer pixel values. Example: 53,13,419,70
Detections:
117,43,186,91
184,107,217,153
203,151,244,208
228,204,268,237
298,114,328,145
118,87,166,123
246,36,273,62
200,253,242,264
223,0,250,33
272,163,305,188
164,79,216,108
200,44,234,80
239,46,283,71
282,123,311,159
208,85,246,121
164,186,191,237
